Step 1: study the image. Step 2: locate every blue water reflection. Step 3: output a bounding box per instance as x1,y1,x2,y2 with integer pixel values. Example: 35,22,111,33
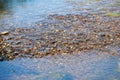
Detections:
0,0,76,29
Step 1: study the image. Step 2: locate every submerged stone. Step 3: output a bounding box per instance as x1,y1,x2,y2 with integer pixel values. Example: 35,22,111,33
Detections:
0,31,9,36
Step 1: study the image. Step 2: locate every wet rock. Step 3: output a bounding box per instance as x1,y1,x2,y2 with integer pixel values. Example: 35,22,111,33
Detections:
0,36,14,61
37,24,42,26
16,41,21,45
23,48,30,54
36,52,42,57
0,31,9,36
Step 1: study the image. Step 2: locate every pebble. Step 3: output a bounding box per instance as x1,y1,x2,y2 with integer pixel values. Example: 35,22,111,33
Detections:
0,31,9,36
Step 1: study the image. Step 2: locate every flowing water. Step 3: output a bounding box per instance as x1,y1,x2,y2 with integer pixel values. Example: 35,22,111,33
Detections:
0,0,120,80
0,50,120,80
0,0,119,29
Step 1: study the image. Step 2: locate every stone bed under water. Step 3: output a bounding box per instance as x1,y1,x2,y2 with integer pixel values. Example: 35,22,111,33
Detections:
0,0,120,80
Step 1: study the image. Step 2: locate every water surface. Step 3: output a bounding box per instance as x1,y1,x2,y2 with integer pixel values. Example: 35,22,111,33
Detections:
0,51,120,80
0,0,119,30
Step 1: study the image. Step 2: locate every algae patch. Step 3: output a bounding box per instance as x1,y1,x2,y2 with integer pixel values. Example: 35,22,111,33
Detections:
106,13,120,17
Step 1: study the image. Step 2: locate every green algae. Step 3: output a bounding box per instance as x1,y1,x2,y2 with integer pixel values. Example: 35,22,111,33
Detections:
106,13,120,17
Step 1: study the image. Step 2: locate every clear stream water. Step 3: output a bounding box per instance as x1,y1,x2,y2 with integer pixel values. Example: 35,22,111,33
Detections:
0,51,120,80
0,0,120,80
0,0,119,29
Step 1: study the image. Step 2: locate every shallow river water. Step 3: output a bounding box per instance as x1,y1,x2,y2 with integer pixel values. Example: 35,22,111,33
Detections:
0,0,120,29
0,50,120,80
0,0,120,80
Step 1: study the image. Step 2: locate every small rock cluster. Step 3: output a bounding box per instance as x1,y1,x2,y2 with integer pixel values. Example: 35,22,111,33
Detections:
0,36,14,61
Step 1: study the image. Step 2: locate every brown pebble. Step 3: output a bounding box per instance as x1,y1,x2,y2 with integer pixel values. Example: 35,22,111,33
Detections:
37,24,42,26
0,31,9,35
16,41,21,45
37,52,41,56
